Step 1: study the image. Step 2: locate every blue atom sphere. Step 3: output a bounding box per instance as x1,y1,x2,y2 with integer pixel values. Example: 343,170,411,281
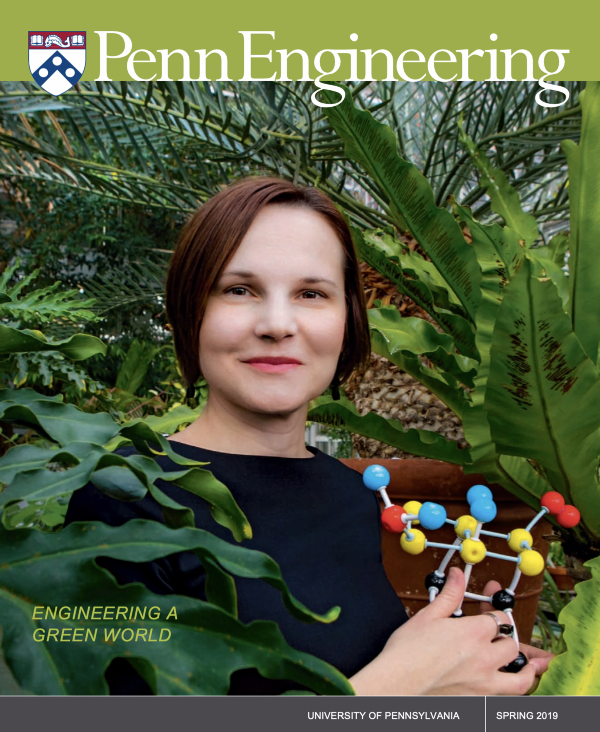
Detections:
363,464,390,491
467,484,493,505
418,502,447,530
470,498,497,523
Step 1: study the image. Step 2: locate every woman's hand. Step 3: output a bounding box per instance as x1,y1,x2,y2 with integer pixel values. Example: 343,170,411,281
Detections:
480,579,554,680
350,567,541,696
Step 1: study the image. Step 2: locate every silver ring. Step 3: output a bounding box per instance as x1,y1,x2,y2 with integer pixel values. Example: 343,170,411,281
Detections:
483,612,514,639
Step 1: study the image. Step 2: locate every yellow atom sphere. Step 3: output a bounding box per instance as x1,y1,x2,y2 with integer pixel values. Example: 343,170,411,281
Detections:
455,514,478,539
459,538,487,564
507,528,533,554
400,529,426,555
518,549,545,576
403,501,423,524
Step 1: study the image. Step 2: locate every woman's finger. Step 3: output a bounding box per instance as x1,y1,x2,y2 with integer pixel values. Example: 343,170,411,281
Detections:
493,663,538,696
416,566,466,621
520,643,554,675
476,610,515,641
479,579,502,613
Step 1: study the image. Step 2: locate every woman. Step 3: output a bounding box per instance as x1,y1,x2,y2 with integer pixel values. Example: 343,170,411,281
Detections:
67,177,552,695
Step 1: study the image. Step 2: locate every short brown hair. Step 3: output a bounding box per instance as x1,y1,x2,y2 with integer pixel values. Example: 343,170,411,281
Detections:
166,177,370,391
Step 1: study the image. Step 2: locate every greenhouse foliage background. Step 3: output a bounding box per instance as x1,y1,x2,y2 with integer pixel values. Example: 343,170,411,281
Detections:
0,80,595,695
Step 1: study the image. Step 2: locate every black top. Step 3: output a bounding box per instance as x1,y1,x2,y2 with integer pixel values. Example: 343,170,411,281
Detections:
65,441,408,694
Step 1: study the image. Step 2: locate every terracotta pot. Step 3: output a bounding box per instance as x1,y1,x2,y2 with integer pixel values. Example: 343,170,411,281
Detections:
341,458,549,644
547,566,575,592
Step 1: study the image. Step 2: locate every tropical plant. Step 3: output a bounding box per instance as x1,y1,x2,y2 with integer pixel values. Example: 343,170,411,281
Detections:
0,78,593,693
0,279,353,695
299,82,600,694
0,80,582,454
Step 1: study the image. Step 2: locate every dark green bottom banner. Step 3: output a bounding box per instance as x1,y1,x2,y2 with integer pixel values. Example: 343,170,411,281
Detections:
2,696,599,732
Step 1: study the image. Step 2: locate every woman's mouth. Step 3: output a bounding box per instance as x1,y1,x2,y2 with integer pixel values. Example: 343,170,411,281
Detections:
243,357,302,373
244,362,301,373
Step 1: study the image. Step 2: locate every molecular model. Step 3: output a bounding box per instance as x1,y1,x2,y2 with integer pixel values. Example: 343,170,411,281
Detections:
363,464,581,673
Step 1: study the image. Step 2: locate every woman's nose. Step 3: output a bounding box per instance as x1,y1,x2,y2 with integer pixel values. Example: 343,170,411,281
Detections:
254,297,299,341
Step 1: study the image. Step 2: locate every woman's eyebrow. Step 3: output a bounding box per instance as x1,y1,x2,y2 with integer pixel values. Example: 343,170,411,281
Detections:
220,270,339,288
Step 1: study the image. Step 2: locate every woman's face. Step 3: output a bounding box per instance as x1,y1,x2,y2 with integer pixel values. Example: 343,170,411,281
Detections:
198,205,347,417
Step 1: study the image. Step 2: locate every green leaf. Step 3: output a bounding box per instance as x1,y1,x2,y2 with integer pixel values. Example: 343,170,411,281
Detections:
323,85,482,322
0,397,119,447
90,465,148,501
118,423,202,466
563,82,600,366
115,339,161,395
0,324,106,360
0,440,251,542
535,555,600,695
0,447,106,509
113,428,251,540
458,123,539,247
308,395,469,465
0,260,98,325
202,555,238,617
166,468,252,541
0,444,62,484
143,404,202,436
547,232,569,268
368,304,477,390
496,455,553,510
361,229,465,311
454,203,525,478
0,521,350,695
354,227,477,360
528,247,569,309
484,256,600,537
0,388,63,405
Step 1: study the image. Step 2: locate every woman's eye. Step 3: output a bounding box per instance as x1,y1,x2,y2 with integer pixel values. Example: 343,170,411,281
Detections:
225,288,324,299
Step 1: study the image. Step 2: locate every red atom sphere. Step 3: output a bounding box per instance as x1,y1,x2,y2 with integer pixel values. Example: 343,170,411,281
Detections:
540,491,565,515
381,505,407,533
556,505,581,528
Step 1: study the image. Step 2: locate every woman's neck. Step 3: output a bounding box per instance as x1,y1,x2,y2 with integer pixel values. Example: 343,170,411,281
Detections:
168,397,312,458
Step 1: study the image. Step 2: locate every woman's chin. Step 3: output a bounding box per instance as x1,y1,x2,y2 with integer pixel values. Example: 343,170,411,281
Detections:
238,392,312,417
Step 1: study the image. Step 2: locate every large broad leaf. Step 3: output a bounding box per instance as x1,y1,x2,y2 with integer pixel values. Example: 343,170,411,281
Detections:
0,393,251,540
528,246,569,309
0,393,119,446
143,404,202,435
484,256,600,537
0,324,105,360
368,304,477,390
115,339,161,395
0,521,350,695
308,395,469,465
459,124,539,247
535,555,600,695
323,86,482,322
496,454,553,511
0,441,251,541
455,204,525,479
362,230,464,309
354,227,477,360
366,306,472,419
562,82,600,366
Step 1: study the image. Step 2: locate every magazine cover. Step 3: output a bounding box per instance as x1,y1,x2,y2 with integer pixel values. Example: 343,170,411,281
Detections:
1,0,598,722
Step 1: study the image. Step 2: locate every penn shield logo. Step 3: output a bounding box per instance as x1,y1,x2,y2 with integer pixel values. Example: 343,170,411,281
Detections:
29,32,86,96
